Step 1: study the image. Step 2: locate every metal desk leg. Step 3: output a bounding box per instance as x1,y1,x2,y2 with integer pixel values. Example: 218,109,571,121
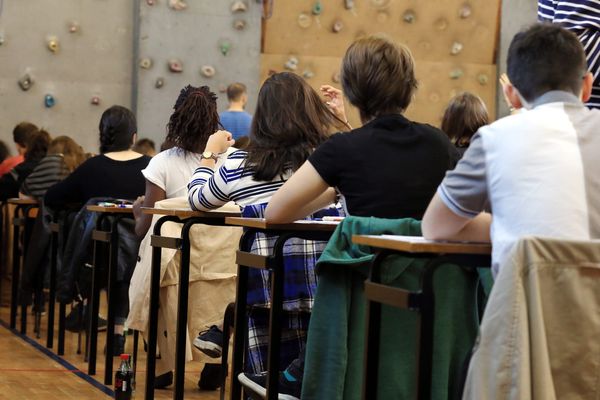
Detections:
10,205,23,330
105,215,124,385
46,222,59,348
58,302,66,355
20,205,35,335
87,214,107,375
230,230,254,400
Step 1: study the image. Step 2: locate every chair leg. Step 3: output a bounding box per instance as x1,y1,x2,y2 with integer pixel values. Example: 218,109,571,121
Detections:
219,302,235,400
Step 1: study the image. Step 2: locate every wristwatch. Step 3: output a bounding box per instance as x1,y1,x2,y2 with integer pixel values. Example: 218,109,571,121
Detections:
201,151,219,161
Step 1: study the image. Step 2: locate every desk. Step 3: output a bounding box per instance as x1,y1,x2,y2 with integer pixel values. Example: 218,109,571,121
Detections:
224,217,339,400
7,198,39,334
85,205,134,385
142,207,241,400
352,234,491,400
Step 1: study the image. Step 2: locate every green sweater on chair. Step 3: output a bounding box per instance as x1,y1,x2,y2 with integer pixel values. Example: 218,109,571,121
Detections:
301,216,492,400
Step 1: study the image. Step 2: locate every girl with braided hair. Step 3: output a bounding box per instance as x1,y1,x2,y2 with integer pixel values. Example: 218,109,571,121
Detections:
128,85,239,389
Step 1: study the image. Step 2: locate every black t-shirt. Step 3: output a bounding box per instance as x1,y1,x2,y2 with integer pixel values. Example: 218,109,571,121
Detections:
44,154,151,207
308,114,459,219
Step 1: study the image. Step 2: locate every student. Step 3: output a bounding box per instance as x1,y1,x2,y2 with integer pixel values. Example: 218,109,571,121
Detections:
132,138,157,157
539,1,600,108
262,36,458,399
45,105,150,355
129,85,236,389
219,82,252,140
188,72,346,396
0,129,51,201
0,122,39,177
20,136,86,200
422,23,600,276
441,92,490,156
0,140,10,164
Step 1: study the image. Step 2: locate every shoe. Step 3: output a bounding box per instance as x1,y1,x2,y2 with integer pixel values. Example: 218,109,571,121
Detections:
193,325,223,358
198,363,222,391
64,303,107,332
154,371,173,389
238,371,301,400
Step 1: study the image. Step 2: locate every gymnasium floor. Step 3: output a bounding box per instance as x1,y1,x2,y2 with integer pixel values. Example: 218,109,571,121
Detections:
0,278,227,399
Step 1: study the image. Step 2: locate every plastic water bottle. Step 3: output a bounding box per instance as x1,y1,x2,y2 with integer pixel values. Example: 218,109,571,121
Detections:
114,353,133,400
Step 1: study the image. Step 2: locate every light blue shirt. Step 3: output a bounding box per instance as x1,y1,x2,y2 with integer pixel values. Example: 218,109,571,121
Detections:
220,110,252,140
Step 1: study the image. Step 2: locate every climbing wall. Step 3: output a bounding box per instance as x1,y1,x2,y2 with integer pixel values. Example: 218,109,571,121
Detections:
136,0,262,146
261,0,501,127
0,0,133,152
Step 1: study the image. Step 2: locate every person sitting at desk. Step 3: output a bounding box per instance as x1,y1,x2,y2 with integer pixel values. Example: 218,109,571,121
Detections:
188,72,347,399
45,105,150,355
263,36,459,399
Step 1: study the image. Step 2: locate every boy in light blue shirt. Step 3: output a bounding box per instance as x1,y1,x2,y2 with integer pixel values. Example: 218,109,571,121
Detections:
220,82,252,140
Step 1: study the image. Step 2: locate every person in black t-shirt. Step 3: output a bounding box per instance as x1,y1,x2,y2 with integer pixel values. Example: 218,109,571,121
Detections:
266,36,458,222
45,105,150,356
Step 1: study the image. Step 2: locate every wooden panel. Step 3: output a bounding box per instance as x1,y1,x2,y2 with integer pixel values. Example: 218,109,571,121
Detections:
141,207,240,219
260,54,496,127
263,0,501,64
352,234,492,255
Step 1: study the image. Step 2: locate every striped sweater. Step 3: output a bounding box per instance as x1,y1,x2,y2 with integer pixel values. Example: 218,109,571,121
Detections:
21,154,70,200
187,150,290,211
538,0,600,108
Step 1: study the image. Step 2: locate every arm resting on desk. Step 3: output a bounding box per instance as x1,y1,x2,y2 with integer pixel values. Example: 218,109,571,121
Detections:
265,162,335,223
422,193,491,243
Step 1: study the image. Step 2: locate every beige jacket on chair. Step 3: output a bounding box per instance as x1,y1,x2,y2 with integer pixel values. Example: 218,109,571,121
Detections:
463,237,600,400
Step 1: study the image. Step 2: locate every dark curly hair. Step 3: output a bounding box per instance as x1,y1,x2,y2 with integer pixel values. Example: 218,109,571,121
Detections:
99,105,137,153
246,72,346,181
165,85,221,153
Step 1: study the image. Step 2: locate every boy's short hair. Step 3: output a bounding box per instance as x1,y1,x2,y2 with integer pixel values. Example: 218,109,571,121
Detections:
341,35,417,122
13,122,38,147
132,138,156,156
227,83,247,102
507,23,588,102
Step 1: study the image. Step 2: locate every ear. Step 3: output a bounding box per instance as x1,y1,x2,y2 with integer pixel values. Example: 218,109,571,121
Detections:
502,82,524,110
581,72,593,103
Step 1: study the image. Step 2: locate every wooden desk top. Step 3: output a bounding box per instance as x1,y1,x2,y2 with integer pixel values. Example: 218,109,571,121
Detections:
352,234,492,255
87,205,134,214
225,217,340,232
7,198,39,206
141,207,241,219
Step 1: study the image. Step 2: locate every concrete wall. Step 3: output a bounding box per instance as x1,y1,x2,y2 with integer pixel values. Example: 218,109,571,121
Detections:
496,0,538,117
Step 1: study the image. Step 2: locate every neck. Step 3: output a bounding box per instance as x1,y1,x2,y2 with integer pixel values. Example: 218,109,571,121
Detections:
228,101,245,111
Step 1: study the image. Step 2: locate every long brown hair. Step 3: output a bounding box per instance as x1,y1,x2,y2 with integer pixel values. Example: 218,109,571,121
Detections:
245,72,346,181
48,136,86,172
166,85,221,153
441,93,490,148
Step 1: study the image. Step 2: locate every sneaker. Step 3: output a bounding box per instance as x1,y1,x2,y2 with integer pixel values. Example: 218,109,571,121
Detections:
198,363,222,391
193,326,223,358
237,371,301,400
154,371,173,389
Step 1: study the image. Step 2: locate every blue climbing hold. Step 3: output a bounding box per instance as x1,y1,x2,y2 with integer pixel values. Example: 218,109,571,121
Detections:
44,94,56,108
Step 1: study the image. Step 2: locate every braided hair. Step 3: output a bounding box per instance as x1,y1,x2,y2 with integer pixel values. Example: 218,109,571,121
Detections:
99,105,137,154
165,85,221,153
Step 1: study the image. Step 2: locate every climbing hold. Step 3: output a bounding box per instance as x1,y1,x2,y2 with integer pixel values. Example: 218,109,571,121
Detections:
219,40,232,56
146,0,155,5
139,58,153,69
284,56,299,71
218,84,227,93
332,19,344,33
231,1,247,13
233,19,247,30
91,96,101,105
450,41,464,55
298,13,312,29
435,18,448,31
459,3,473,19
201,65,216,78
168,59,183,73
344,0,354,10
402,10,416,24
155,77,165,88
168,0,187,10
0,33,5,46
303,69,315,79
477,73,489,85
47,36,60,53
332,72,341,83
18,74,34,91
68,21,80,34
449,69,464,80
369,0,390,10
429,93,440,103
44,94,56,108
312,1,322,15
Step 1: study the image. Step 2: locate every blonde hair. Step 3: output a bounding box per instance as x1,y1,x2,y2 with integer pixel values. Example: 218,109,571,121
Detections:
48,136,86,172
